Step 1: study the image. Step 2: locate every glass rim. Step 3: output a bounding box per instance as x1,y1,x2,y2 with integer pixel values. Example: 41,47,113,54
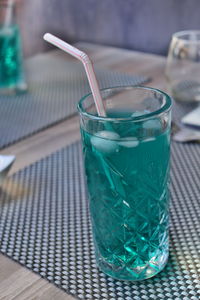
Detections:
173,30,200,43
77,85,172,122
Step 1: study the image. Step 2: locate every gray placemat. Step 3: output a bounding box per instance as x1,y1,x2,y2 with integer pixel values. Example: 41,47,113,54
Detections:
0,52,149,149
0,140,200,299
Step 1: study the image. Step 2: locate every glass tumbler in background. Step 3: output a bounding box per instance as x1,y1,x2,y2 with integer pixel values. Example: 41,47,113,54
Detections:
78,86,172,281
0,0,26,94
166,30,200,103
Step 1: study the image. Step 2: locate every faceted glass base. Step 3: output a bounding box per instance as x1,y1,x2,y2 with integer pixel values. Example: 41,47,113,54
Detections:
97,251,169,281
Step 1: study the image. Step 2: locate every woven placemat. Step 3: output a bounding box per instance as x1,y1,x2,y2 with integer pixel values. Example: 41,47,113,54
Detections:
0,140,200,299
0,51,148,149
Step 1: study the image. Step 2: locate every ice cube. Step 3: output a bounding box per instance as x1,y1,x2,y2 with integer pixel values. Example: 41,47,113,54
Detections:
142,137,156,143
96,131,120,140
118,137,139,148
91,131,120,153
143,119,161,130
131,110,150,118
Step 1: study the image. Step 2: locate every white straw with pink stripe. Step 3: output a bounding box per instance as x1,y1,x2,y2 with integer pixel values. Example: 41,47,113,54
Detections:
43,33,106,117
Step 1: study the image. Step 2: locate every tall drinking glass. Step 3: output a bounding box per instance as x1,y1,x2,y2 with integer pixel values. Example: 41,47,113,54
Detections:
0,1,26,94
78,86,172,281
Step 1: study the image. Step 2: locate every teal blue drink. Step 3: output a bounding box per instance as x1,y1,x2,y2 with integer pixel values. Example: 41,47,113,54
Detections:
78,86,172,281
0,25,23,89
0,1,26,94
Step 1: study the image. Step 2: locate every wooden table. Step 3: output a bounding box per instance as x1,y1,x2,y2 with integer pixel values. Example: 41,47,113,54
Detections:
0,43,167,299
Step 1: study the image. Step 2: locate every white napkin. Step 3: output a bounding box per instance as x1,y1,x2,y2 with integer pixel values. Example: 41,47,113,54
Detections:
182,106,200,127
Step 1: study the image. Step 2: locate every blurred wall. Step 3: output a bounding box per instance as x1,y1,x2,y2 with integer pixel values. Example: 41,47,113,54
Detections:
17,0,200,57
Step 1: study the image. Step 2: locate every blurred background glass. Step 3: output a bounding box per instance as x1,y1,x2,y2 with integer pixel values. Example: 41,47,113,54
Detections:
0,0,26,94
166,30,200,103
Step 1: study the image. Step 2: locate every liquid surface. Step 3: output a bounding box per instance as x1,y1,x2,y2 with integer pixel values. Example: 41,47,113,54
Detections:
0,25,22,88
81,116,170,280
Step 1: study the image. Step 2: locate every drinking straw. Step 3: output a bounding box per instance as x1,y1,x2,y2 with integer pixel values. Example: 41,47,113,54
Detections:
43,33,106,117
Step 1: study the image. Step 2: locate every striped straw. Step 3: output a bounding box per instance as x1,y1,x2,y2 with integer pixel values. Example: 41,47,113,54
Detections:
43,33,106,117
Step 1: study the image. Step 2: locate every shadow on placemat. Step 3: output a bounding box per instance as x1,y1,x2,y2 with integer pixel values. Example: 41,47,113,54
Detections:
0,141,200,299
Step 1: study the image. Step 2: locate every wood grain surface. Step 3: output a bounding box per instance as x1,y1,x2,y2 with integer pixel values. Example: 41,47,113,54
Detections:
0,43,167,300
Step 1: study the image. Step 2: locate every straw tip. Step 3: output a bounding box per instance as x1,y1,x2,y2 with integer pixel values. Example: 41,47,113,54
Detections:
43,33,51,41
